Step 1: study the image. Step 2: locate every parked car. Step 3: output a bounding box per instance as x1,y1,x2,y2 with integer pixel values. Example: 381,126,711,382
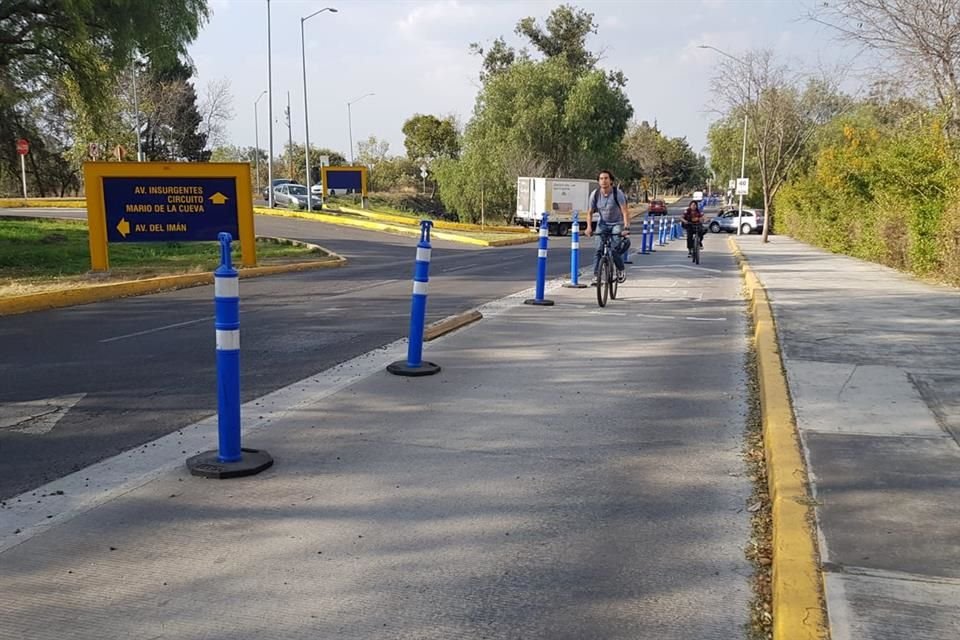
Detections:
262,178,295,200
272,183,322,210
708,207,765,234
647,199,667,215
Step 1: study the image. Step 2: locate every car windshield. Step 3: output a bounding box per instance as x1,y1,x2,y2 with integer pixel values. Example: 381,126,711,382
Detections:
288,186,307,195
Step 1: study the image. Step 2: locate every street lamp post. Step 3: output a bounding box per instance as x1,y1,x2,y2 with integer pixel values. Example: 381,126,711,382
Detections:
698,44,750,235
347,92,374,165
301,7,338,212
266,0,275,208
254,90,267,197
131,53,142,161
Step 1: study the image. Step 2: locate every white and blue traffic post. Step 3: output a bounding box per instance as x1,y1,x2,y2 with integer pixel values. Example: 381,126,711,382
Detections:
524,213,555,306
562,211,587,289
186,232,273,479
387,220,441,376
659,216,667,246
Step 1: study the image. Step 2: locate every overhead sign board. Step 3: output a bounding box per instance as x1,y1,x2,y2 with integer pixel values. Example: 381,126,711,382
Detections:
321,166,368,197
736,177,750,195
83,162,256,272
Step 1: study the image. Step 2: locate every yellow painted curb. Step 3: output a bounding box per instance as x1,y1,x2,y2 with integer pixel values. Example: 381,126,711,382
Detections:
424,310,483,341
728,237,828,640
0,248,345,317
334,205,529,234
254,206,538,247
0,198,86,208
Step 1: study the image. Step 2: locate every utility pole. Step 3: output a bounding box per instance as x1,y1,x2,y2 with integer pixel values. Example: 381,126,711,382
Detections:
266,0,275,207
285,91,293,178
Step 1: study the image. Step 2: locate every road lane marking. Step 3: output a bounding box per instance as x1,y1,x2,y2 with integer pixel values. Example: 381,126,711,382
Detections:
100,317,213,343
675,264,723,274
0,393,86,435
441,263,481,273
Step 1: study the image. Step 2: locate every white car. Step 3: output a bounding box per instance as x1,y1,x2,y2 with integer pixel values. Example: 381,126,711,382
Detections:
708,208,765,234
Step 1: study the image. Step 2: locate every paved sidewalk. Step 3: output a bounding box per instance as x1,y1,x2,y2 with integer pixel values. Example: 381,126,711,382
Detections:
0,241,753,640
734,236,960,640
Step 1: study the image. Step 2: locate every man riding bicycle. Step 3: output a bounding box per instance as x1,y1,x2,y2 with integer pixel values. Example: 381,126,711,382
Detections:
586,170,631,286
681,200,706,257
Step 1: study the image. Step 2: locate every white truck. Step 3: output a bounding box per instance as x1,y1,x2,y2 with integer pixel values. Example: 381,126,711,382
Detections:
515,177,599,236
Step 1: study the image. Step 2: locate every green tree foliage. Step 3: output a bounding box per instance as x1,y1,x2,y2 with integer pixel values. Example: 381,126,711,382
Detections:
0,0,209,194
438,5,633,223
140,60,208,161
401,114,460,163
777,105,960,281
623,121,707,198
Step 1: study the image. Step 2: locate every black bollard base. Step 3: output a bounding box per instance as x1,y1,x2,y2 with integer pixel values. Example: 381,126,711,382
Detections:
387,360,441,377
186,447,274,479
562,282,588,288
523,298,555,306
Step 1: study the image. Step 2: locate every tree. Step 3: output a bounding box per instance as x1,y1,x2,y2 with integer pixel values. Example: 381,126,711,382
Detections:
200,78,235,150
515,4,598,72
402,114,460,164
139,60,208,161
710,49,845,241
0,0,209,193
808,0,960,143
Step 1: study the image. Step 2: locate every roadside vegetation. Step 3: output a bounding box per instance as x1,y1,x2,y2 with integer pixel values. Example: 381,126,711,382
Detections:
0,218,323,297
706,0,960,285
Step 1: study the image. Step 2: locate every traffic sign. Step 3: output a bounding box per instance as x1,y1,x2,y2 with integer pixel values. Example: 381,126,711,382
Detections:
736,178,749,195
728,179,736,190
693,190,704,201
16,139,28,155
88,143,100,160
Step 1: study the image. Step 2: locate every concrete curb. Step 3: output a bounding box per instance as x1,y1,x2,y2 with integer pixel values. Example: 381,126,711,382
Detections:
0,241,345,317
729,236,829,640
334,204,529,234
254,207,538,247
424,309,483,341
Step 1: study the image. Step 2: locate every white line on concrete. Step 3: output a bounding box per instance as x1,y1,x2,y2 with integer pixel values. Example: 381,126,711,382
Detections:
675,264,723,274
684,316,726,322
637,313,675,320
100,317,214,343
441,263,481,273
589,311,627,316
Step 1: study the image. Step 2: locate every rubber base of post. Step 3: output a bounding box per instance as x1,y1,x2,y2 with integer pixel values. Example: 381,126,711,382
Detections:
186,448,274,479
387,360,442,377
562,282,588,289
523,298,555,306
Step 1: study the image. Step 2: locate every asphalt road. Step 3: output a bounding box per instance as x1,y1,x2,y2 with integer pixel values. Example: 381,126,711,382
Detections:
0,210,571,500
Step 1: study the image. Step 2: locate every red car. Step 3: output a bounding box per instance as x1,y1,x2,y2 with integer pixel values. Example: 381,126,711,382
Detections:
647,199,667,215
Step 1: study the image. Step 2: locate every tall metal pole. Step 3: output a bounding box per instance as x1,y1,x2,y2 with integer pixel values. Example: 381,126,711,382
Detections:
347,102,354,165
346,92,374,166
300,8,337,213
254,90,266,197
737,112,747,236
286,91,293,178
131,55,142,162
266,0,275,208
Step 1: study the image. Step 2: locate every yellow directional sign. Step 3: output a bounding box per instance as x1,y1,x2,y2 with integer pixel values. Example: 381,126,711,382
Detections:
116,217,130,238
209,192,229,205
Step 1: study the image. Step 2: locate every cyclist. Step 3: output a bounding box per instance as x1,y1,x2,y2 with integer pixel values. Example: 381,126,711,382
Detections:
681,200,706,257
585,170,631,286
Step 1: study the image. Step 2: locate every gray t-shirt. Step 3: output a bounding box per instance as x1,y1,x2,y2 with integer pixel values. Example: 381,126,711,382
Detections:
589,187,627,224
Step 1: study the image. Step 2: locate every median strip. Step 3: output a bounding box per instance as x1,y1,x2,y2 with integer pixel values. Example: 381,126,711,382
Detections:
729,236,828,640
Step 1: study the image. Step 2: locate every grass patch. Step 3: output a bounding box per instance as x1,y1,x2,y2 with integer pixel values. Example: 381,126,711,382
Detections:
0,217,325,297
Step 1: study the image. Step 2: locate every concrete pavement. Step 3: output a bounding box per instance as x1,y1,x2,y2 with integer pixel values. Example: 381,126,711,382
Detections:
0,240,754,639
734,235,960,640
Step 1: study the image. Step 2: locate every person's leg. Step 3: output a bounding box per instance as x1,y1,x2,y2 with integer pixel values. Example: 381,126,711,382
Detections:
611,224,625,271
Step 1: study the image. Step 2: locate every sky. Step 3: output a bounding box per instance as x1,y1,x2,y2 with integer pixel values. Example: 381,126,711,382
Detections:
189,0,861,164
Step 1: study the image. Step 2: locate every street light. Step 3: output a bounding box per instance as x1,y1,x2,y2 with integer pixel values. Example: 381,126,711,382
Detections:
130,45,174,161
699,44,749,235
347,92,374,165
254,90,267,196
266,0,275,208
301,7,338,212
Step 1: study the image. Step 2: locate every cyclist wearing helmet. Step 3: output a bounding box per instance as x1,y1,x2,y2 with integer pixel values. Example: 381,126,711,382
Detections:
586,170,631,286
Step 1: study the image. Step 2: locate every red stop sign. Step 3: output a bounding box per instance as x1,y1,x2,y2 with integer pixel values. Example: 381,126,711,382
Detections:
16,139,29,155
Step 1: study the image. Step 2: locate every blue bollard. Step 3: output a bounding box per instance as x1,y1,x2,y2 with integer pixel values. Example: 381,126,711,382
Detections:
388,220,441,376
186,232,273,479
641,217,650,254
524,213,555,306
649,216,657,252
563,211,588,288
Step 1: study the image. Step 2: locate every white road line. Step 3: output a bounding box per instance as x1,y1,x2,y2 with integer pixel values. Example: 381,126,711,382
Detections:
441,263,481,273
675,264,723,274
685,316,726,321
637,313,675,320
100,317,214,343
588,310,627,316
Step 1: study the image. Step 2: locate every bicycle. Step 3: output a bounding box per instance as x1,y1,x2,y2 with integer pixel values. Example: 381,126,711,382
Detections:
595,230,627,307
686,221,703,265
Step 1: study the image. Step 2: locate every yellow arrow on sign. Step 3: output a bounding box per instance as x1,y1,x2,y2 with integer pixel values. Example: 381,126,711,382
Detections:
116,218,130,238
209,192,229,205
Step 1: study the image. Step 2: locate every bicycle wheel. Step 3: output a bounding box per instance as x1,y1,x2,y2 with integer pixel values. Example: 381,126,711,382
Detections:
693,237,700,265
596,256,609,307
610,260,619,300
